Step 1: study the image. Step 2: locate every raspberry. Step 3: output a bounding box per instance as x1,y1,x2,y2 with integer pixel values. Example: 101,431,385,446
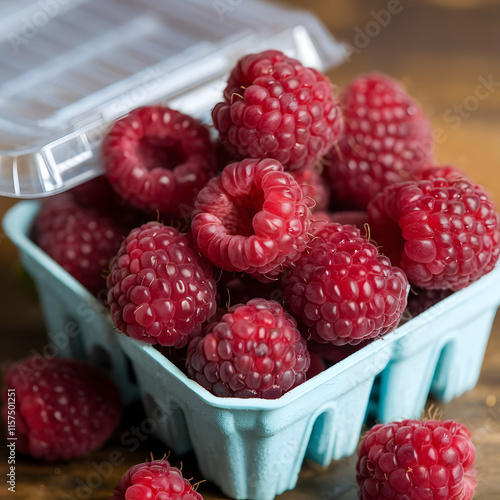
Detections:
356,419,477,500
291,167,330,211
416,164,469,182
71,175,122,210
111,459,203,500
324,73,433,210
191,158,312,279
102,106,216,218
282,223,408,346
186,299,310,398
107,221,217,347
212,50,343,171
308,338,373,364
35,193,125,296
368,177,500,290
2,357,122,462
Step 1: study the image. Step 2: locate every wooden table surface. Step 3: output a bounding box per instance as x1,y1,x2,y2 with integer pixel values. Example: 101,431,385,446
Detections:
1,0,500,498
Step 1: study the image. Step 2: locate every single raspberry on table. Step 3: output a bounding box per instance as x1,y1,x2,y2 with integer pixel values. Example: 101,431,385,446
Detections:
324,73,433,210
107,221,217,348
35,193,125,296
212,49,343,171
111,459,203,500
191,158,312,279
2,357,122,462
102,106,216,218
291,166,330,211
282,222,408,346
367,176,500,290
356,419,477,500
186,298,310,399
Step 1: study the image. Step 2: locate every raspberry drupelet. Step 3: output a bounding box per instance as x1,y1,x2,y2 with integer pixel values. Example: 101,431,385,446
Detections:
324,73,433,210
102,105,216,218
212,49,344,171
2,357,122,462
282,222,408,346
35,193,125,296
191,158,312,279
368,176,500,290
356,419,477,500
107,221,217,347
111,459,203,500
186,298,310,399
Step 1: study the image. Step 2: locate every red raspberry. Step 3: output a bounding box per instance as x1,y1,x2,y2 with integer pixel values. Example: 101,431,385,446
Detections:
212,50,343,171
107,222,217,347
291,166,330,211
35,193,125,296
416,164,469,182
111,459,203,500
282,223,408,346
186,299,310,399
102,106,216,218
356,419,477,500
368,177,500,290
191,158,312,279
2,357,122,462
324,73,433,210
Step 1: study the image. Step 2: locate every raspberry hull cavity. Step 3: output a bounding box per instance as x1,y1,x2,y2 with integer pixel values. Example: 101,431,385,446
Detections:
191,158,312,279
103,106,216,217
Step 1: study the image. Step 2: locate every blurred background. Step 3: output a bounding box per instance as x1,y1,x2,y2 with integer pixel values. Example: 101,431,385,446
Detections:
0,0,499,498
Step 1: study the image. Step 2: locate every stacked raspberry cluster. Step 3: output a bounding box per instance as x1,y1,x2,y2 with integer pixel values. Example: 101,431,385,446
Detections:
31,50,499,403
15,47,496,499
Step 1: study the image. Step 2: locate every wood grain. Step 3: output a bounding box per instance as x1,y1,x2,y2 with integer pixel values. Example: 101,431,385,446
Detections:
1,0,500,498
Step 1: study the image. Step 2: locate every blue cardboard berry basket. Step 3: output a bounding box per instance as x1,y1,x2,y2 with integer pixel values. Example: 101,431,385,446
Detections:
4,200,500,500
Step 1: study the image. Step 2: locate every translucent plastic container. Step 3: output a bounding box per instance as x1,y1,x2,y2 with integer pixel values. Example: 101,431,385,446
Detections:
4,200,500,499
0,0,345,198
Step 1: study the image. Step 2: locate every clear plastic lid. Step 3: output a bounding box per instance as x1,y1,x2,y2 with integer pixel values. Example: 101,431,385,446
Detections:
0,0,346,198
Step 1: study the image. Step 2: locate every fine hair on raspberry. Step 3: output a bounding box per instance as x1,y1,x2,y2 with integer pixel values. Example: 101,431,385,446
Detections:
191,158,312,279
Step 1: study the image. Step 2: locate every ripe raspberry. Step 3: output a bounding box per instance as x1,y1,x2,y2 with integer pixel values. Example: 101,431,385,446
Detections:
102,106,216,218
2,357,122,462
368,177,500,290
212,50,343,171
291,166,330,211
356,419,477,500
282,223,408,346
35,193,125,296
107,221,217,347
111,459,203,500
416,164,469,182
186,299,310,399
324,73,433,210
191,158,312,279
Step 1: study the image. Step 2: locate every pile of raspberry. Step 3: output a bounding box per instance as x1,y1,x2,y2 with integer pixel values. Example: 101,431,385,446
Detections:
31,50,500,402
23,48,498,500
